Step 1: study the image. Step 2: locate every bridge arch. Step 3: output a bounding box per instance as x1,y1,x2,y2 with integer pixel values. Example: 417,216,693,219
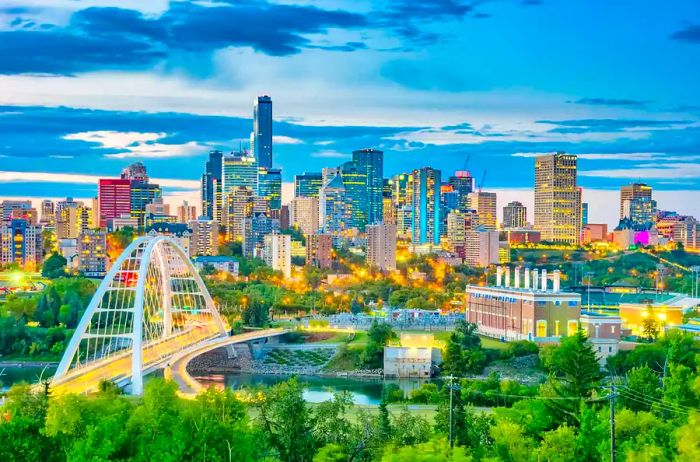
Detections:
53,236,228,395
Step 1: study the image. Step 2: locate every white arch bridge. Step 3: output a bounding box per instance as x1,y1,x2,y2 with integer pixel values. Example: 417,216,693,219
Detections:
51,236,284,395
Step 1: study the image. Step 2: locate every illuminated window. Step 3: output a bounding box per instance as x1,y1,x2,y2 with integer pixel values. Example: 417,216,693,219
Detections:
567,320,578,335
536,320,547,338
555,320,560,336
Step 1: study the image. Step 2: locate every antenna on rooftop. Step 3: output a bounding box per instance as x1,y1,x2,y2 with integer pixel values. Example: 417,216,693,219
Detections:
478,170,487,192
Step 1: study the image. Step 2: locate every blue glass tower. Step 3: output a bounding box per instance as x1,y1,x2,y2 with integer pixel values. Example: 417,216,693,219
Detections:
253,96,273,169
411,167,441,245
352,148,384,226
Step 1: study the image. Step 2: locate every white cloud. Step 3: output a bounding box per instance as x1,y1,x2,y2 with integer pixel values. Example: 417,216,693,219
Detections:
513,152,700,162
0,171,199,189
311,150,350,159
62,130,207,159
314,140,334,146
580,163,700,179
48,155,75,159
272,135,304,145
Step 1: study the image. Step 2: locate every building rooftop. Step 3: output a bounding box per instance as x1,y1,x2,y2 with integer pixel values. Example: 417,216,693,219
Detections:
193,256,238,263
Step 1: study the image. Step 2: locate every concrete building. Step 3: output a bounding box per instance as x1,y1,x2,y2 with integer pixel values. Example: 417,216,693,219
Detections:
224,187,255,242
0,219,43,270
446,210,479,258
290,197,320,236
463,227,499,267
176,201,198,224
77,229,108,277
108,213,139,231
144,196,170,216
193,256,239,276
468,191,497,230
580,312,622,365
145,223,192,256
189,217,219,257
466,268,581,341
9,207,38,225
366,223,397,271
306,233,333,269
383,334,439,378
582,224,608,244
55,199,92,239
263,232,292,279
534,153,582,245
1,200,32,222
502,201,527,229
243,213,280,258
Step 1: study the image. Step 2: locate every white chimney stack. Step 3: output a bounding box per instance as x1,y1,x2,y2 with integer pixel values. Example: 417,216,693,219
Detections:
553,270,561,292
541,269,548,291
532,269,539,290
505,267,511,287
496,266,503,287
524,268,531,289
514,267,521,289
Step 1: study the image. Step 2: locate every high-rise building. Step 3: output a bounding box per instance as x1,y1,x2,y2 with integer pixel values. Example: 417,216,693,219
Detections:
390,173,413,208
222,153,258,196
411,167,441,246
263,232,291,279
257,167,282,210
10,207,38,225
253,95,273,169
306,234,333,269
340,160,368,231
121,162,149,182
446,210,479,258
319,173,348,235
40,200,55,226
502,201,527,229
201,150,223,221
625,197,657,227
396,205,413,240
294,172,324,198
620,183,652,219
1,219,43,270
189,217,219,257
1,200,32,222
582,202,589,226
290,197,320,236
534,153,582,245
223,187,255,242
129,181,162,227
177,201,198,224
448,171,474,211
463,227,500,267
56,199,92,239
366,223,397,271
144,197,170,216
468,191,497,230
243,213,280,258
276,205,290,230
78,229,108,277
98,178,132,228
352,148,384,225
382,179,395,225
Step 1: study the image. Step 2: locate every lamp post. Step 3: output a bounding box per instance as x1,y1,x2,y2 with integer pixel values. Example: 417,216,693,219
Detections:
690,266,700,298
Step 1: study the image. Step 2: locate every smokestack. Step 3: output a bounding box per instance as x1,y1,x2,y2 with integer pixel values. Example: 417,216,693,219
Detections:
532,269,539,290
514,267,521,289
505,267,511,287
541,269,548,291
496,266,503,287
524,268,531,289
553,270,561,292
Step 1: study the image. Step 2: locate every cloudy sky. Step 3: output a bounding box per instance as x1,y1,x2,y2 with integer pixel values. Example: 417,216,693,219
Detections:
1,0,699,226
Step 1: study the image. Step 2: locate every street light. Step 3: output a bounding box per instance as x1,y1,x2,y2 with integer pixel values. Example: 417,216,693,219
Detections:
690,266,700,298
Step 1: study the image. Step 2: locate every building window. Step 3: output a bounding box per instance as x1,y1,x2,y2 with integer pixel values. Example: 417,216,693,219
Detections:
536,320,547,338
567,320,578,336
554,320,560,336
611,326,616,334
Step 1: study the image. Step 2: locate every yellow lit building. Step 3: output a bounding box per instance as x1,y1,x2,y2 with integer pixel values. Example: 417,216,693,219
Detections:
534,153,582,245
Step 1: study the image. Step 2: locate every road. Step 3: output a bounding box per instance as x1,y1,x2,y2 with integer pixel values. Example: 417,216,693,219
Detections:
165,328,287,397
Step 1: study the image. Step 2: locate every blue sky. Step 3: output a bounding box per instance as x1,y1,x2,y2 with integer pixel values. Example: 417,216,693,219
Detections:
1,0,699,225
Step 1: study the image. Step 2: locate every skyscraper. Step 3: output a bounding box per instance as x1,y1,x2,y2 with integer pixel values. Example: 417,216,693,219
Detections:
448,171,474,211
189,217,219,257
129,180,162,227
1,200,32,222
502,201,527,229
243,212,280,258
340,160,368,231
56,199,92,239
201,150,223,221
366,223,397,271
290,197,320,236
257,167,282,210
0,219,43,270
40,200,55,226
319,172,347,235
98,179,131,228
411,167,441,246
306,234,333,269
223,187,255,242
620,183,655,226
253,95,273,169
263,232,291,279
467,191,497,230
294,172,324,198
222,153,258,195
352,148,384,225
534,153,582,245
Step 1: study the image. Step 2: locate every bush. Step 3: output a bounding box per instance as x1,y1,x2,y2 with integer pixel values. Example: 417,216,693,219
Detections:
501,340,539,360
383,383,405,403
409,383,441,404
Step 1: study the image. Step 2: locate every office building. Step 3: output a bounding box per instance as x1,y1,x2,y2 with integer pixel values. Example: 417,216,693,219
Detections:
396,206,413,240
177,201,197,224
253,95,273,169
201,150,223,221
306,233,333,269
77,230,108,277
145,223,192,256
411,167,441,246
466,268,581,341
223,187,255,242
98,178,132,228
448,171,474,211
108,213,139,231
319,173,348,235
534,153,582,245
294,172,324,198
1,200,32,222
366,223,397,271
352,148,384,225
620,183,653,220
193,256,239,276
625,197,657,227
463,227,500,267
257,167,282,210
290,197,320,236
503,229,541,245
340,160,368,231
121,162,149,182
222,153,258,196
40,200,55,226
446,210,479,258
189,217,219,257
468,191,497,230
9,207,38,225
582,202,589,226
243,213,280,258
502,201,527,229
144,196,170,216
276,205,290,230
263,232,291,279
0,219,43,270
129,181,162,227
582,224,609,244
382,179,396,225
56,199,92,239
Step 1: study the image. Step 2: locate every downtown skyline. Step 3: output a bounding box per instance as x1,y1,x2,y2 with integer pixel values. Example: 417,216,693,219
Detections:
1,0,700,225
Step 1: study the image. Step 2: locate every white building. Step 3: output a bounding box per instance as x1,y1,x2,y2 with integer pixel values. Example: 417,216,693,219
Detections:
289,196,320,236
366,223,397,271
463,227,499,267
193,256,239,276
189,217,219,257
263,232,292,279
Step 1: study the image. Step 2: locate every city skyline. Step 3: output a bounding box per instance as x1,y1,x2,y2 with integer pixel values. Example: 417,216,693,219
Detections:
1,1,700,225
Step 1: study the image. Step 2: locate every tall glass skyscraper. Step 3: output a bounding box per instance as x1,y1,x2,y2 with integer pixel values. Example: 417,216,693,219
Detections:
201,150,223,221
257,167,282,210
294,172,324,198
253,96,273,169
340,160,368,231
411,167,441,246
352,148,384,226
222,153,258,195
448,171,474,211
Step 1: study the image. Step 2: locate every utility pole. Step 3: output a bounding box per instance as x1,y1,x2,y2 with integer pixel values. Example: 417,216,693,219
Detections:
448,375,454,448
604,384,618,462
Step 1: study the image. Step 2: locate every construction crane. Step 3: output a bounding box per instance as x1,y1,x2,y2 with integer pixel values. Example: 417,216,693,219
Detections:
462,154,471,171
477,170,487,192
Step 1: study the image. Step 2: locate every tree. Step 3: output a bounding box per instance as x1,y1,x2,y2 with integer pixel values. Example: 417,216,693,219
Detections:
622,365,661,412
41,252,67,279
391,409,431,446
0,384,54,462
536,425,577,462
381,439,473,462
489,419,534,462
640,309,661,342
241,297,269,327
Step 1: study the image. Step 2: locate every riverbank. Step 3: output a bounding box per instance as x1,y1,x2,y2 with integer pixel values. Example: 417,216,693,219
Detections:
0,360,58,368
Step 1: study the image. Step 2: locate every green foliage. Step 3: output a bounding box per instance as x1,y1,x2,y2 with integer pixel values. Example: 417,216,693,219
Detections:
621,365,661,412
360,321,396,368
41,252,67,279
501,340,539,360
241,297,269,327
441,321,486,376
381,438,473,462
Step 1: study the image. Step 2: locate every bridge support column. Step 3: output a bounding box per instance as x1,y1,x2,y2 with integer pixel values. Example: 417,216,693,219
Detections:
226,344,237,359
